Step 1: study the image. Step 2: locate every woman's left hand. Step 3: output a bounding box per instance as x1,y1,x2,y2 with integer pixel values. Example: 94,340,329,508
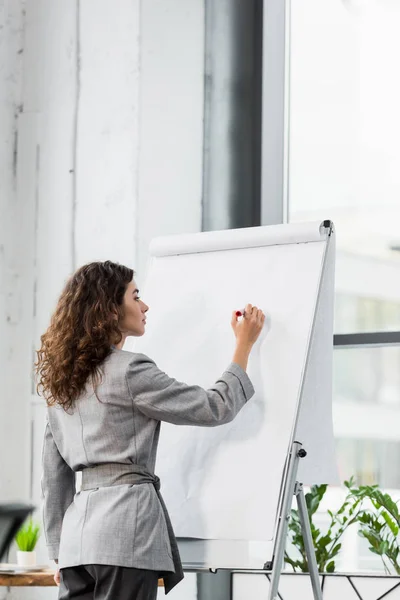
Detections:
54,567,61,586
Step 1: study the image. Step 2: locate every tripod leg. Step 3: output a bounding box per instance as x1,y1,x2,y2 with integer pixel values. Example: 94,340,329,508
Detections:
268,443,301,600
296,485,323,600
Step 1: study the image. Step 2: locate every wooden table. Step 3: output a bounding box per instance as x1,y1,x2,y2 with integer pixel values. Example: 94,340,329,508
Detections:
0,571,56,586
0,571,164,587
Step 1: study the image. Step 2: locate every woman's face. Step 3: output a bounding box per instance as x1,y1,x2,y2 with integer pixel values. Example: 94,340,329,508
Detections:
119,280,149,338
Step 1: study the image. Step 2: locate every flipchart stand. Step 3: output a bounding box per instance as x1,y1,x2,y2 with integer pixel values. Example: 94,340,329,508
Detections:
194,441,323,600
265,441,322,600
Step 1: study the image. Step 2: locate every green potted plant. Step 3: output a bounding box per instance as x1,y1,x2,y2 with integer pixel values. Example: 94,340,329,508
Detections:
285,479,364,572
348,483,400,575
15,519,40,567
281,479,400,598
285,478,400,577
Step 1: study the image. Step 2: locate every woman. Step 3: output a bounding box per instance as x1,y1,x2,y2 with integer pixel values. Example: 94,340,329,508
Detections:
37,260,264,599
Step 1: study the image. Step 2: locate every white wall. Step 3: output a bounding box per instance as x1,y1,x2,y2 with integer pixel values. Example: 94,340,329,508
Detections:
1,1,204,597
0,0,31,505
137,0,204,276
22,0,203,493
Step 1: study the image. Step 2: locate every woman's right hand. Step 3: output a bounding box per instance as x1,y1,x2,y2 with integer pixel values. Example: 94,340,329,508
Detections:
231,304,265,348
231,304,265,372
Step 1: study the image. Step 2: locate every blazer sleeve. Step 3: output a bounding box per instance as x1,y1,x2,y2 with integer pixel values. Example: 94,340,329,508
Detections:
126,353,255,426
41,414,76,561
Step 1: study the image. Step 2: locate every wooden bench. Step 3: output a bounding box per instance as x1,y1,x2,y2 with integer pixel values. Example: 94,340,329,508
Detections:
0,571,164,587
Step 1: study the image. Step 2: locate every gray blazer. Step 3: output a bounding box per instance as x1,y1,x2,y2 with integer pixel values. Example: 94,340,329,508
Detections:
41,347,254,584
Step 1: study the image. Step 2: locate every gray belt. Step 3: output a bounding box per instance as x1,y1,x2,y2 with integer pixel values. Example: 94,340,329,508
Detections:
81,463,183,595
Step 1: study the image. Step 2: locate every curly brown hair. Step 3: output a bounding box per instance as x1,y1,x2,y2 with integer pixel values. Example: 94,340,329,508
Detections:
35,260,134,411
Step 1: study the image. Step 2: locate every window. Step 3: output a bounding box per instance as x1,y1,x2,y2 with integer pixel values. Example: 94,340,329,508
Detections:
289,0,400,334
336,438,400,488
334,346,400,406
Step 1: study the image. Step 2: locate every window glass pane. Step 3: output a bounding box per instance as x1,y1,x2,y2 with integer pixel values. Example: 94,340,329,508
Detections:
335,438,400,488
289,0,400,333
334,346,400,405
333,346,400,487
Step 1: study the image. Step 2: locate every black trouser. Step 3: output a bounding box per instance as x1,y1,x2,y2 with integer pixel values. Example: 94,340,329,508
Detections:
59,565,159,600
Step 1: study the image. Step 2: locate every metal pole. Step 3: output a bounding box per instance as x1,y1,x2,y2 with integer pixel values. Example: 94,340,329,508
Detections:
202,0,263,232
197,570,232,600
261,0,290,226
295,483,323,600
268,441,302,600
334,331,400,348
198,3,263,597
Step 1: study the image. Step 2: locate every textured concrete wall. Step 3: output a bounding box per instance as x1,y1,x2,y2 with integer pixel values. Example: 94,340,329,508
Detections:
0,0,31,506
1,4,204,598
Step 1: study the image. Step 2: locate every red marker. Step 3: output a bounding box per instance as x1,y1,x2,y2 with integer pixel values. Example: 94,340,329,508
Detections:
235,309,246,317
